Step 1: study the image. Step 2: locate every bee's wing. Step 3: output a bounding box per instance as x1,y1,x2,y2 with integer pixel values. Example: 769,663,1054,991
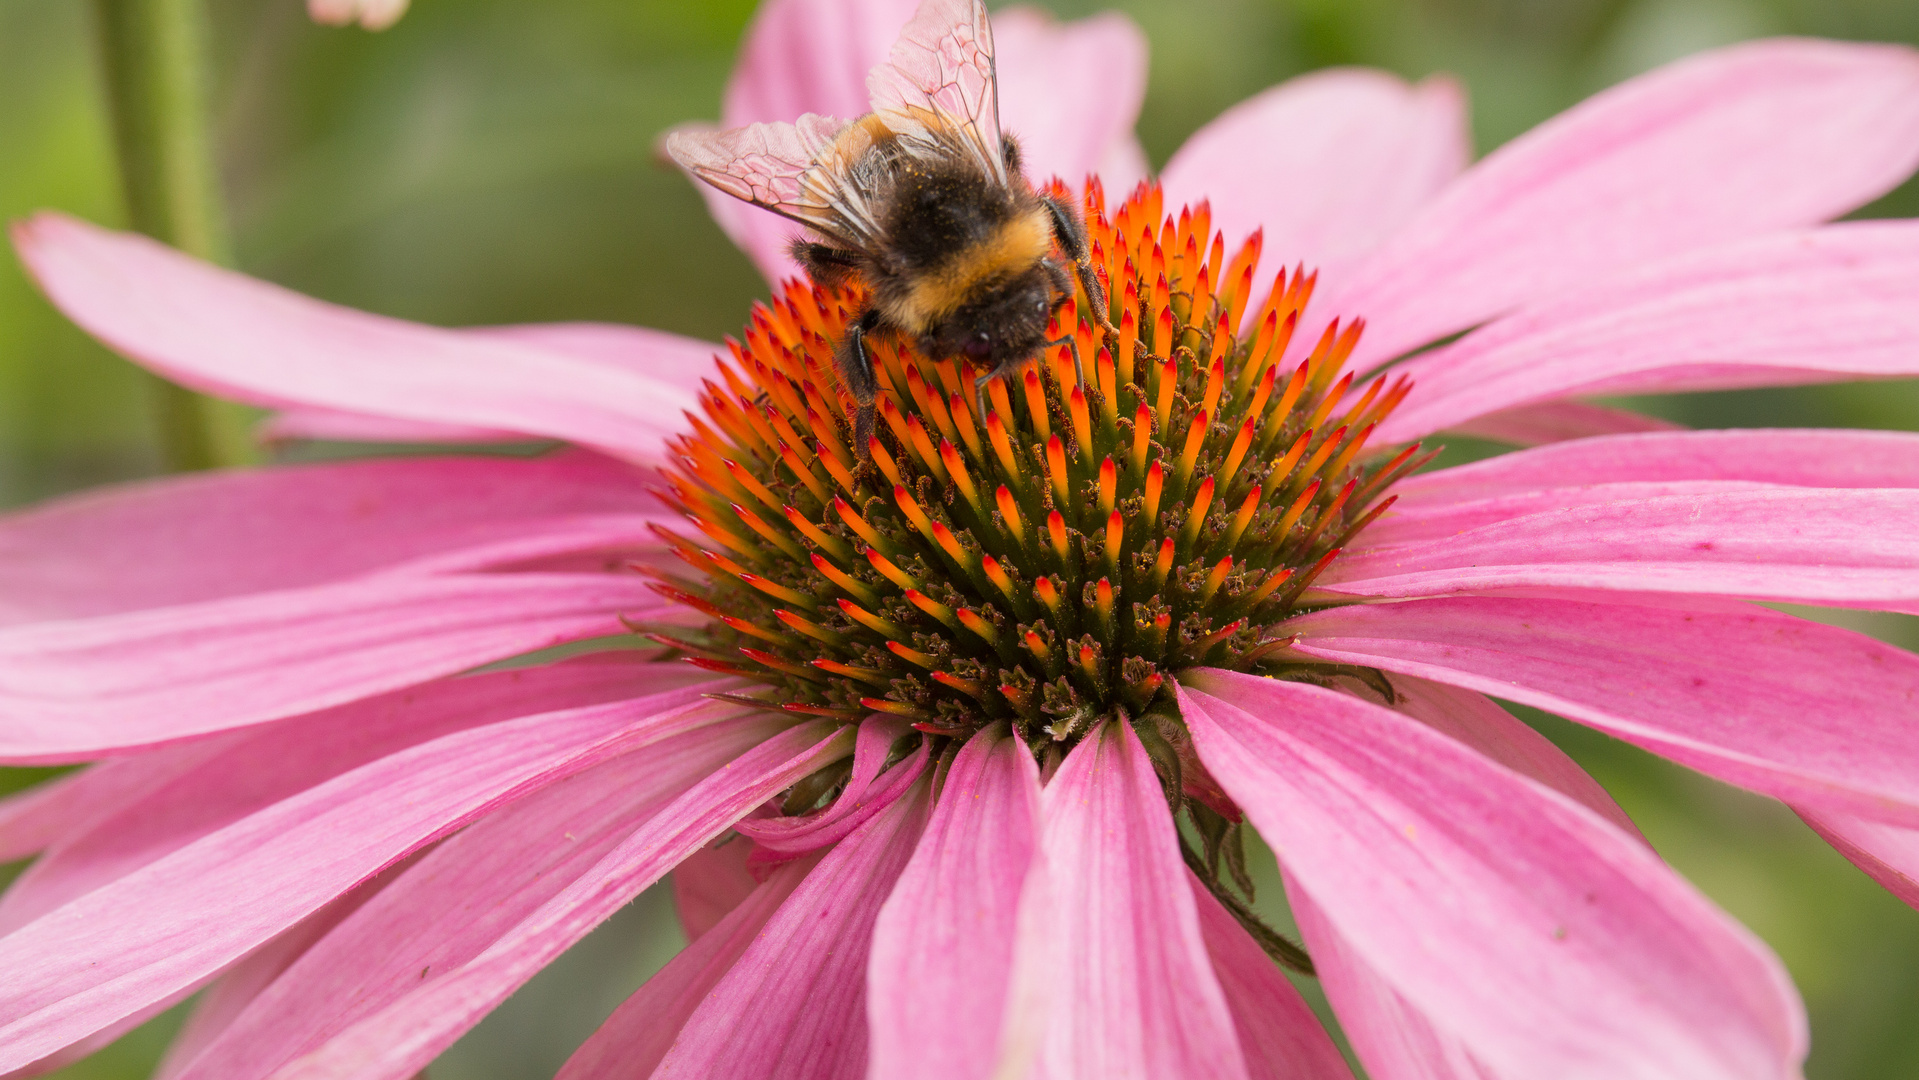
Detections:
662,113,887,248
867,0,1008,186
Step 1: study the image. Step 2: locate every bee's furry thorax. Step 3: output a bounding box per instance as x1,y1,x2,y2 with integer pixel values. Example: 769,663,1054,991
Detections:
876,204,1053,332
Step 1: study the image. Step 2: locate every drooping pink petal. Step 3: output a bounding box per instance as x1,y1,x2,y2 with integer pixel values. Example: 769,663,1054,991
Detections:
993,7,1147,190
153,859,417,1080
1162,69,1468,290
260,322,727,446
1361,479,1791,549
1284,595,1919,825
257,408,525,447
1393,428,1919,508
1366,479,1780,548
0,745,230,864
0,573,669,763
164,713,780,1080
1323,487,1919,612
698,0,1148,282
560,855,819,1080
0,656,698,933
649,775,930,1079
11,215,700,464
999,720,1249,1080
1285,883,1493,1080
1444,399,1682,447
0,450,658,623
259,721,855,1080
737,715,922,856
1186,872,1351,1080
1375,222,1919,441
1179,671,1806,1078
3,990,203,1080
0,684,750,1073
1382,672,1639,840
1324,38,1919,369
466,322,723,387
867,725,1041,1080
671,839,761,943
1797,810,1919,912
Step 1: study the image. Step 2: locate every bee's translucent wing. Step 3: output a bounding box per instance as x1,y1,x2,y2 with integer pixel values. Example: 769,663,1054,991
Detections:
662,114,886,248
867,0,1008,185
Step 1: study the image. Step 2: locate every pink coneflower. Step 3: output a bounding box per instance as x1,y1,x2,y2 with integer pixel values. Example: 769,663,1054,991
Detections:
4,0,1919,1077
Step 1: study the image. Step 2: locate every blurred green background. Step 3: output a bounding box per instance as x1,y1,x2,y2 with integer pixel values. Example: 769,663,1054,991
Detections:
2,0,1918,1076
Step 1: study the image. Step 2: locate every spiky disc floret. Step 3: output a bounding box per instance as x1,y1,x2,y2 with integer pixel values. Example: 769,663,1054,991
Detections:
650,180,1421,750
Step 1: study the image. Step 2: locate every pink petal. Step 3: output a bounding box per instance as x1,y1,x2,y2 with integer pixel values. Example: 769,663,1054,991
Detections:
1179,671,1806,1078
1443,399,1682,447
1325,38,1919,369
1283,595,1919,825
164,712,778,1080
1162,69,1468,290
723,0,909,129
737,714,922,856
0,573,668,763
257,408,524,446
560,855,818,1080
1382,671,1640,840
1186,871,1352,1080
1393,428,1919,508
466,322,722,388
1376,222,1919,441
0,747,230,864
700,0,918,281
259,323,725,446
0,656,696,933
0,450,657,623
671,839,760,943
1093,135,1150,198
12,214,699,464
0,683,747,1072
867,725,1042,1080
1361,478,1789,549
1325,487,1919,612
650,773,930,1078
1285,884,1493,1080
3,993,200,1080
1797,810,1919,911
993,7,1148,189
259,721,855,1080
154,861,414,1080
1000,720,1249,1080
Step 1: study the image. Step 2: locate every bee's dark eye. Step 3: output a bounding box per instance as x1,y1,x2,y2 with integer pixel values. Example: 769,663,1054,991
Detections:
964,333,992,360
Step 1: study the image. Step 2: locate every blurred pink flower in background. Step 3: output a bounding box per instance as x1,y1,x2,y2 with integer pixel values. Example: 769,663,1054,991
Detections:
306,0,409,32
1,0,1918,1078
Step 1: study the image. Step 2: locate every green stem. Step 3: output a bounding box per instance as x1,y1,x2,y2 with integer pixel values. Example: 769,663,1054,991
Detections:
92,0,245,470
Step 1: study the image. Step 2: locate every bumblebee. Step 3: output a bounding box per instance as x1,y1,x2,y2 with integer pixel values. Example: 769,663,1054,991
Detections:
664,0,1114,457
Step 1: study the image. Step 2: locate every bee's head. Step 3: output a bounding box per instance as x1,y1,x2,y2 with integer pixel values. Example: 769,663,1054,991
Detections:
921,265,1056,370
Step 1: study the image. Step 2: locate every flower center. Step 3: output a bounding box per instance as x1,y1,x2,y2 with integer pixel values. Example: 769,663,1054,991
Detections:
651,180,1421,755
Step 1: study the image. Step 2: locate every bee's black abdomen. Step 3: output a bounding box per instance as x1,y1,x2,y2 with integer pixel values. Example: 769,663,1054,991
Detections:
879,158,1022,275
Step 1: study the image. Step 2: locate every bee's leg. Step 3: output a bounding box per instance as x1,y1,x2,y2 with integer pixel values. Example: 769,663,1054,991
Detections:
790,240,863,290
1040,194,1118,342
835,309,881,461
1045,334,1086,392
